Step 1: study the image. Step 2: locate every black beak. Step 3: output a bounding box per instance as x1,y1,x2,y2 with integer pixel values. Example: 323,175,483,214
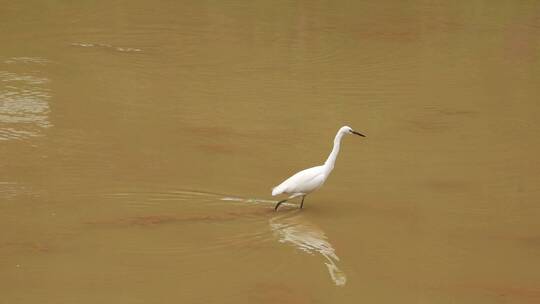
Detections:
351,130,366,137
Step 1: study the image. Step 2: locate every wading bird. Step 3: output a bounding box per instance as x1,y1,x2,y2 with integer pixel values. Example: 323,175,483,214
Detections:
272,126,365,211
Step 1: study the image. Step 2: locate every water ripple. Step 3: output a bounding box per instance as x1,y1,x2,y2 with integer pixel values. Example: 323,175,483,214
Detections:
71,42,143,53
0,67,52,141
87,189,346,286
4,57,50,65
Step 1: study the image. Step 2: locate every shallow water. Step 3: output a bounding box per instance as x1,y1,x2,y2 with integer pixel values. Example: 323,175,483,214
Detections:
2,1,540,303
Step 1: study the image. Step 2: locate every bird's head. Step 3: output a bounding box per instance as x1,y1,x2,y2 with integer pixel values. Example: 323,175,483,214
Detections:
341,126,366,137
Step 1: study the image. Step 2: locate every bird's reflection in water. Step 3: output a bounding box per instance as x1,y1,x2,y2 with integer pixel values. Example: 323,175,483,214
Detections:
269,211,347,286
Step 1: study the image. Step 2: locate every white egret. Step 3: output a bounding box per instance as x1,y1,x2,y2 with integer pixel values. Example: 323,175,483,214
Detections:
272,126,365,211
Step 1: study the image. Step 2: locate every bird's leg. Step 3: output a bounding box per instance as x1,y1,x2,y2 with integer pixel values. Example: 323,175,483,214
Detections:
274,199,287,211
300,196,306,209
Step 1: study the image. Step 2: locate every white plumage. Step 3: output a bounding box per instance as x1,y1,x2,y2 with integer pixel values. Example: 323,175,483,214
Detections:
272,126,365,211
272,166,326,196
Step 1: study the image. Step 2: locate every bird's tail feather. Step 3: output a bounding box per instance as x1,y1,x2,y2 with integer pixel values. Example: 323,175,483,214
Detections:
272,184,285,196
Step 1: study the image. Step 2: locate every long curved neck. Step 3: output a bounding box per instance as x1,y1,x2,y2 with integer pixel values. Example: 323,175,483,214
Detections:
324,131,345,172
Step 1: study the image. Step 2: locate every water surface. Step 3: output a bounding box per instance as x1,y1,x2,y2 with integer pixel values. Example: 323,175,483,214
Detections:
1,1,540,303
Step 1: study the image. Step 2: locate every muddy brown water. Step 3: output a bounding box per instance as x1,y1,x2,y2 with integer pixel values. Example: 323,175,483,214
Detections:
1,1,540,303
